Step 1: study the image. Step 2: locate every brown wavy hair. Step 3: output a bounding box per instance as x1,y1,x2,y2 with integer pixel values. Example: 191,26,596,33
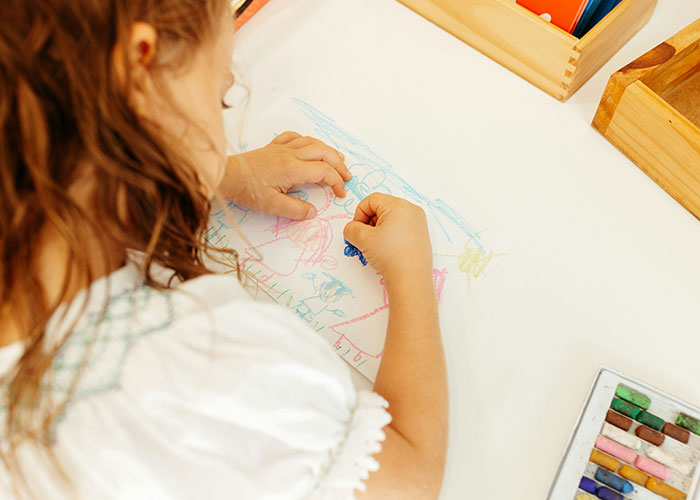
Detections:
0,0,233,494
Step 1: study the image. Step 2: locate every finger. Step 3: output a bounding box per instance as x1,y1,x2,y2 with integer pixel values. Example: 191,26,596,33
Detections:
295,143,351,181
353,192,395,223
287,136,346,161
272,131,303,145
343,220,373,248
285,136,334,150
286,137,350,180
266,192,317,220
297,161,346,198
285,136,316,149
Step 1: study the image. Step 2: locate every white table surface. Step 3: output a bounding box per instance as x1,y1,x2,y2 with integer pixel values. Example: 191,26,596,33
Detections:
228,1,700,498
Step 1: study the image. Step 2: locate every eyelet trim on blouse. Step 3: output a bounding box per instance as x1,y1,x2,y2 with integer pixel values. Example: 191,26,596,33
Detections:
309,389,392,500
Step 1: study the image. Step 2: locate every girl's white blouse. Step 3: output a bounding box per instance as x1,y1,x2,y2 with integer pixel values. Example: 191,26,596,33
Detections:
0,262,391,499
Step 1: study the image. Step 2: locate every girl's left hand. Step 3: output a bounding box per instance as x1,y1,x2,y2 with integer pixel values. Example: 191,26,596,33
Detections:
219,131,352,220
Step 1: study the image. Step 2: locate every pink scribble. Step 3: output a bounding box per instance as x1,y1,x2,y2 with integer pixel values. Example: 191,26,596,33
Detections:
329,268,448,361
240,185,351,281
329,274,389,359
433,267,447,303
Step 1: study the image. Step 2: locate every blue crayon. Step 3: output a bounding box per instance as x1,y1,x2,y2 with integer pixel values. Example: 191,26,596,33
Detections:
343,239,367,266
595,467,633,493
579,476,597,494
596,486,624,500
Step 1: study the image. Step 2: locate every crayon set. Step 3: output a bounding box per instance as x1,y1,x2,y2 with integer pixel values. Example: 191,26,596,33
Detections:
548,368,700,500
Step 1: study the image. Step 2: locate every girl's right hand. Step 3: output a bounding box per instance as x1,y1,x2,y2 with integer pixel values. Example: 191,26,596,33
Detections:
343,193,433,284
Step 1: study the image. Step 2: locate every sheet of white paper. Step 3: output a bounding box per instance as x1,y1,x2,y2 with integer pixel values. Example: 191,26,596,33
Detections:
209,89,506,381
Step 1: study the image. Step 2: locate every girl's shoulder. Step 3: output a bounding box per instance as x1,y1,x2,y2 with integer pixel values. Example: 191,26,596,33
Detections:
46,261,351,406
1,263,392,499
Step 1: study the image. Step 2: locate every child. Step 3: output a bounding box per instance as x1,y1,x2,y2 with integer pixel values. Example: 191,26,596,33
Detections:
0,0,447,498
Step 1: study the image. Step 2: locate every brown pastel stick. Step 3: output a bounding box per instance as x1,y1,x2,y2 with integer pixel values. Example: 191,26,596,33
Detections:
606,409,633,431
663,422,690,444
636,425,665,446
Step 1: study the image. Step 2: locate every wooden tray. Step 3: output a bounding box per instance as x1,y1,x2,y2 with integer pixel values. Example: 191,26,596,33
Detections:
593,19,700,219
396,0,657,101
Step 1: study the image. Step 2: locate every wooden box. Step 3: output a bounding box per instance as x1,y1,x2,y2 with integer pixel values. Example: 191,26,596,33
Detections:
395,0,657,101
593,19,700,219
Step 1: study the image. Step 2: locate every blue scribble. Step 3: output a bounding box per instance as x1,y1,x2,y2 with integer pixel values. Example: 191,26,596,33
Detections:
292,98,484,251
296,272,355,322
344,239,367,267
288,188,309,202
207,200,250,241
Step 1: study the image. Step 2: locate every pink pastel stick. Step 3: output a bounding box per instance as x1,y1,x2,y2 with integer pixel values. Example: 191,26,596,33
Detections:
595,435,637,463
636,455,670,480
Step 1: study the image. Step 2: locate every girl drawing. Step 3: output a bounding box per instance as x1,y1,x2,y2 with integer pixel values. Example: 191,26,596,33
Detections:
0,1,448,498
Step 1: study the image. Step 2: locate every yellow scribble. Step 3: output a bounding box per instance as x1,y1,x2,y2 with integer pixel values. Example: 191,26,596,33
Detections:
436,231,503,289
456,235,494,279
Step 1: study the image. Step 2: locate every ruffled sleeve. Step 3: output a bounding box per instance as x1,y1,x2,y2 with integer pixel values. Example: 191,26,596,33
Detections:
309,390,392,499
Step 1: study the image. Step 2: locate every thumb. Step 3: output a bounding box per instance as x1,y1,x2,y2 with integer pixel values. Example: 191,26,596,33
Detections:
268,193,317,220
343,220,373,249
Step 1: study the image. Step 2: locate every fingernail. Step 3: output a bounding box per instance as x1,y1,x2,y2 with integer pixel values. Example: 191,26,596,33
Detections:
306,207,316,219
339,152,345,160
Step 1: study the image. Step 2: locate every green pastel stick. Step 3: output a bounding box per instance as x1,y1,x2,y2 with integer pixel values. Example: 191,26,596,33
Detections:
611,397,642,419
616,385,651,410
676,413,700,435
636,411,665,431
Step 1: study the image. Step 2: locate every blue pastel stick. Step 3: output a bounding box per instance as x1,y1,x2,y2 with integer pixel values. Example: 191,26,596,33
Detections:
579,476,597,494
343,239,367,266
596,486,624,500
595,467,633,493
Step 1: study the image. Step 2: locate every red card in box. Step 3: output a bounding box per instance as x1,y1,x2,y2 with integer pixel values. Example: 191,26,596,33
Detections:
516,0,590,33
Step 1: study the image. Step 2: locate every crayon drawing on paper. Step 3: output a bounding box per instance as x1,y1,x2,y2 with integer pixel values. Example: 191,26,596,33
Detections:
208,94,505,381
